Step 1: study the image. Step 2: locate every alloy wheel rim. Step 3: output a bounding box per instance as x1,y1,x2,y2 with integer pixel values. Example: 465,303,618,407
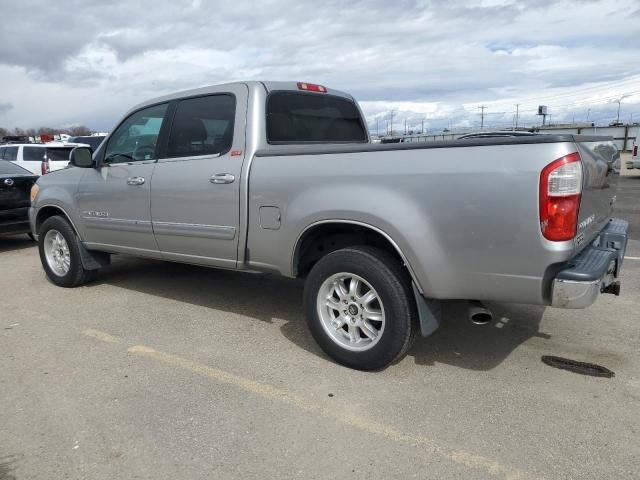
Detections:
44,229,71,277
316,272,385,351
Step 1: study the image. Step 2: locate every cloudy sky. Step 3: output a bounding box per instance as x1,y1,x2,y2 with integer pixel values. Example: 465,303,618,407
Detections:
1,0,639,134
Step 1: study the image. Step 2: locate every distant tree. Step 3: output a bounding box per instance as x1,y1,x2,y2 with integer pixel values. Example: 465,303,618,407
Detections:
37,127,56,135
0,127,8,138
68,125,92,136
25,128,37,137
13,127,26,136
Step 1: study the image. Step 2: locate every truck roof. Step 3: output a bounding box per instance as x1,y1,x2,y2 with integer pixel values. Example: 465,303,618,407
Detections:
129,81,354,114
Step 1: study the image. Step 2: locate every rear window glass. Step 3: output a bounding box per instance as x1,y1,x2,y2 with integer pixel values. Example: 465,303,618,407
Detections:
70,136,105,150
23,146,45,161
46,148,73,162
266,92,367,144
0,159,30,175
3,146,18,161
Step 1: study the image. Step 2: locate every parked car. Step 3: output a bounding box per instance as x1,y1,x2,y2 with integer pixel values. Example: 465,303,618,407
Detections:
0,143,82,175
29,81,629,370
67,135,107,152
0,160,38,239
627,138,640,169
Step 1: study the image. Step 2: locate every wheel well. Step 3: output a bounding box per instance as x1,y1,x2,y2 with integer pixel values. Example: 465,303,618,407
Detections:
294,223,406,278
36,206,78,237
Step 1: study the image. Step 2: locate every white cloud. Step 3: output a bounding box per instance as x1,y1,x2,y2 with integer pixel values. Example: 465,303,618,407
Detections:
0,0,639,131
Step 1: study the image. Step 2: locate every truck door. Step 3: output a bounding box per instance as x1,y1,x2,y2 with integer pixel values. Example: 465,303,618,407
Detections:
76,103,170,253
150,84,248,268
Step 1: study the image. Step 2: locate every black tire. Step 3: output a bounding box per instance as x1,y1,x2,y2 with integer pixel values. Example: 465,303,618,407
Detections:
303,246,418,370
38,216,96,288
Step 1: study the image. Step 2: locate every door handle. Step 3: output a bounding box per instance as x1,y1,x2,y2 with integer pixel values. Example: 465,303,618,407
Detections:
210,173,235,184
127,176,145,185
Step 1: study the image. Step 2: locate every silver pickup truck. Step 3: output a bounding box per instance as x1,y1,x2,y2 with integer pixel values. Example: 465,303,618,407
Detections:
29,81,629,370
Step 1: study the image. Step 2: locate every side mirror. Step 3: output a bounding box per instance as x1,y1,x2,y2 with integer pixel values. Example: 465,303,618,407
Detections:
69,147,94,168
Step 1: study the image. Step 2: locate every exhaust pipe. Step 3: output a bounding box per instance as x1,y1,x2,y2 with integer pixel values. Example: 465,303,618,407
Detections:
468,300,492,325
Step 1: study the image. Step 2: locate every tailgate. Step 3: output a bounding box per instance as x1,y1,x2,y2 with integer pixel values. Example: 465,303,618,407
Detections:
574,139,616,249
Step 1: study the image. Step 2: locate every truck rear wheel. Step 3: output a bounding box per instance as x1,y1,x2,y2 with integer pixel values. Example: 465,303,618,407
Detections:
38,216,96,288
304,246,417,370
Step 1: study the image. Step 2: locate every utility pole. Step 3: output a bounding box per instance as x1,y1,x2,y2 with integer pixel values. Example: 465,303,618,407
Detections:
376,118,379,136
586,108,591,123
478,105,487,129
389,110,395,136
404,119,407,135
514,104,520,130
421,118,424,135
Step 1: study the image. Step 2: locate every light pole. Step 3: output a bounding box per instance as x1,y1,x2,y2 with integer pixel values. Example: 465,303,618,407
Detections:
614,94,630,124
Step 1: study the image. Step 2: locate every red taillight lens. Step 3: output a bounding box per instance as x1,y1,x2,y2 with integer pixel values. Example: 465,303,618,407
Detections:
539,152,582,241
633,145,638,157
41,160,50,175
297,82,327,93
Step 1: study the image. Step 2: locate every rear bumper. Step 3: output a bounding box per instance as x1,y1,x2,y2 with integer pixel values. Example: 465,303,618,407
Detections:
551,218,629,309
0,207,31,236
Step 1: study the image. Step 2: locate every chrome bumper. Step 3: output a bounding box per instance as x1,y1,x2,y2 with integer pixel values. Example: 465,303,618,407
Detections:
551,218,628,309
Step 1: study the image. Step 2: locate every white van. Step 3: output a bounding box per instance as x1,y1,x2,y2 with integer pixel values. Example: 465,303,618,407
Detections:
0,143,82,175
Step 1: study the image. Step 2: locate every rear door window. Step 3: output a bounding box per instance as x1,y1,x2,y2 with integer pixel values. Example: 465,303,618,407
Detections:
166,94,236,158
23,146,45,161
3,146,18,161
266,92,367,144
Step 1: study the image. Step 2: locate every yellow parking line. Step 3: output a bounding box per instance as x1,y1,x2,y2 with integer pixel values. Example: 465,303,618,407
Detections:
82,328,123,344
80,329,536,479
128,344,538,480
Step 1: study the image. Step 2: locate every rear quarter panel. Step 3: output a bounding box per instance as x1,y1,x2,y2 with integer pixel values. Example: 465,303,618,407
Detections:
247,142,580,304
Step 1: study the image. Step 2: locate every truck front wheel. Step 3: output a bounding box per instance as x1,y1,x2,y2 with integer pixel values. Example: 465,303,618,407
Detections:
303,246,418,370
38,216,96,288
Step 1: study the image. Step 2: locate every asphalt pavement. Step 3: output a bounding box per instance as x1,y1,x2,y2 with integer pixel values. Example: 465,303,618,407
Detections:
1,172,639,480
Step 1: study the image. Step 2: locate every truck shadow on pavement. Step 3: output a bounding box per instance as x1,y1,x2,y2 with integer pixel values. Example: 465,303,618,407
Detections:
97,256,548,371
0,235,35,254
408,301,547,370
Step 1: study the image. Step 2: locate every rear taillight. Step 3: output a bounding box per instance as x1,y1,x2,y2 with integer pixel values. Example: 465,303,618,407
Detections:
41,160,50,175
539,152,582,241
297,82,327,93
634,145,638,157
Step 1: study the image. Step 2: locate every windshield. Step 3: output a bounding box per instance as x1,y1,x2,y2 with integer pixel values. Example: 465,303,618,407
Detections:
266,92,367,144
46,147,73,162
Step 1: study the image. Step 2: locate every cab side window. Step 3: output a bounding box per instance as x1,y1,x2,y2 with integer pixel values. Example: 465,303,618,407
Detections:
166,94,235,158
103,103,168,164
